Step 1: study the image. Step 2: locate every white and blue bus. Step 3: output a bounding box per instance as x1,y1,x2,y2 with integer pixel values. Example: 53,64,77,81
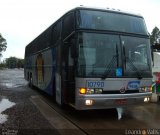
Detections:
24,7,152,110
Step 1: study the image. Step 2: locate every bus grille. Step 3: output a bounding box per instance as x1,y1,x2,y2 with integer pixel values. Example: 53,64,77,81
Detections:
102,90,139,94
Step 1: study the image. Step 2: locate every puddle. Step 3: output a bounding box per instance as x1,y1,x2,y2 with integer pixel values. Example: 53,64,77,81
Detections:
0,82,13,88
0,82,26,88
116,107,124,120
5,83,14,88
0,98,16,124
0,114,8,124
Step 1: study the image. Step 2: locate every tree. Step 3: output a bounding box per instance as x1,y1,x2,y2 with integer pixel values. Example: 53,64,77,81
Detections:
5,57,17,68
5,57,24,68
17,59,24,68
150,26,160,45
0,33,7,57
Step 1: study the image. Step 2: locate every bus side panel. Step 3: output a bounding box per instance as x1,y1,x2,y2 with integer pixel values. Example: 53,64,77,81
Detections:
25,48,56,96
43,48,56,96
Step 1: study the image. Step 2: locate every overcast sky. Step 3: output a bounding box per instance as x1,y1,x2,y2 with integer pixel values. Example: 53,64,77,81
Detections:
0,0,160,60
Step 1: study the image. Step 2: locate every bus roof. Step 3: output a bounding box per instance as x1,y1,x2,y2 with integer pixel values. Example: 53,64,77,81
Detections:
69,6,143,18
25,6,144,50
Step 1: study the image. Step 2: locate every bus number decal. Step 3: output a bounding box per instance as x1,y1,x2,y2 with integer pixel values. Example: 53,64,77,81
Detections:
87,81,104,88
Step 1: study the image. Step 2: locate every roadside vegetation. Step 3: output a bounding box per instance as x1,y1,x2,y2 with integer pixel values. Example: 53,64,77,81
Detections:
0,62,6,69
150,26,160,45
0,33,7,57
0,33,24,69
0,57,24,69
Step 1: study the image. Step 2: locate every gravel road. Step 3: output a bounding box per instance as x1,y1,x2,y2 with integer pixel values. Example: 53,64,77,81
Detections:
0,69,60,135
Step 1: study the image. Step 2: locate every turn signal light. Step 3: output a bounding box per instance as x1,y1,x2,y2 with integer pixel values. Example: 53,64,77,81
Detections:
150,85,152,92
79,88,86,94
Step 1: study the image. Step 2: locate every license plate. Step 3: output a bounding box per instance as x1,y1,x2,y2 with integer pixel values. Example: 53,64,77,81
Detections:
115,99,127,105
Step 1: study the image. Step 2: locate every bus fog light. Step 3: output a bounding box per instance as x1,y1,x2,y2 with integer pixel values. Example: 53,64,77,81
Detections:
85,100,94,105
144,97,150,102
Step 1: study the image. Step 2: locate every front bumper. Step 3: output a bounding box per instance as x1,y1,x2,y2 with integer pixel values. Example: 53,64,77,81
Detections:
75,92,152,110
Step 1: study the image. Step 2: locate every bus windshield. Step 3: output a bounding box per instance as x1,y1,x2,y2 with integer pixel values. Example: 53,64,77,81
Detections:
77,32,151,78
122,36,151,77
77,10,148,35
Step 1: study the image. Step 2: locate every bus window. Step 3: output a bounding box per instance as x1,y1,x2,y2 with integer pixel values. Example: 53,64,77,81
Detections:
77,10,148,35
121,36,151,77
63,12,75,40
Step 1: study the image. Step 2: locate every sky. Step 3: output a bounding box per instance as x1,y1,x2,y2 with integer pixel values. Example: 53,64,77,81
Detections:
0,0,160,61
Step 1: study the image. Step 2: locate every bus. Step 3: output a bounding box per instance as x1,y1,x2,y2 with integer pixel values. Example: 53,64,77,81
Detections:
24,7,152,110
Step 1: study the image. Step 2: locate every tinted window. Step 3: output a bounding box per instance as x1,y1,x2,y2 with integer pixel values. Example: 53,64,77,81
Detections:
77,10,148,35
53,21,61,45
121,36,151,77
77,32,121,77
63,12,75,39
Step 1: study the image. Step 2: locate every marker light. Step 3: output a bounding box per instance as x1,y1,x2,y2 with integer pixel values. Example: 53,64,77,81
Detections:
79,88,86,94
150,85,152,92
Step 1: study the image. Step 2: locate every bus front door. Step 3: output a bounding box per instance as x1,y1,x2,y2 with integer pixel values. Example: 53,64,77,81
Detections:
61,45,75,105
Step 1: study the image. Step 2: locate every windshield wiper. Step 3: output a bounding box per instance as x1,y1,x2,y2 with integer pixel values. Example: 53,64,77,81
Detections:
101,44,119,80
123,45,142,80
101,55,117,79
125,57,143,80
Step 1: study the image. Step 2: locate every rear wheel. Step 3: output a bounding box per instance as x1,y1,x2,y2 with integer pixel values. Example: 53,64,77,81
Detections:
29,74,33,88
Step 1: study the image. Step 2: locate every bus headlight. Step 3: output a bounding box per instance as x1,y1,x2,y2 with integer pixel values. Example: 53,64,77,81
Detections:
145,87,151,92
139,87,151,93
95,88,103,94
86,89,94,94
79,88,103,94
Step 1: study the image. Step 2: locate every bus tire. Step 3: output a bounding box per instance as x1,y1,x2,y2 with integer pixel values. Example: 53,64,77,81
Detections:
29,76,33,88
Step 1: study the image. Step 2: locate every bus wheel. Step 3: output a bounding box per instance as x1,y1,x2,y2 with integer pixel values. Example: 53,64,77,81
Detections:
29,76,33,88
